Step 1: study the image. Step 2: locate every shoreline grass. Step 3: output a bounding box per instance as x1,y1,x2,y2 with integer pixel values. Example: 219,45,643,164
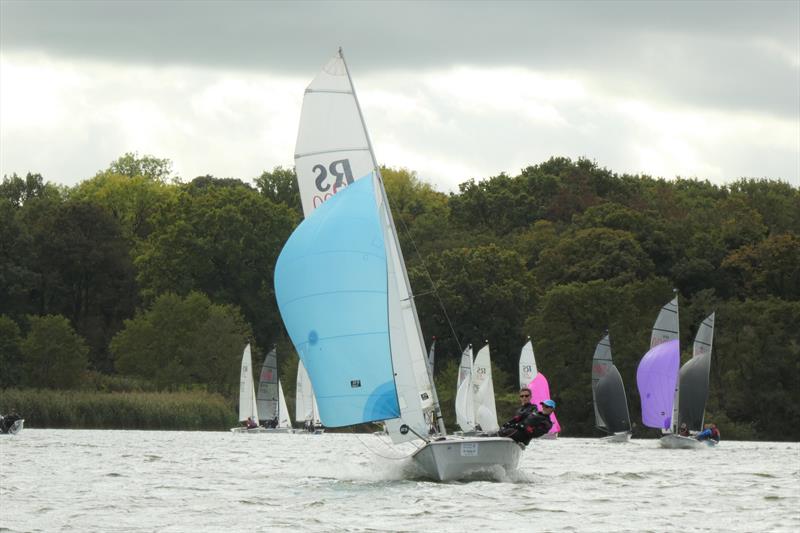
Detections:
0,388,236,430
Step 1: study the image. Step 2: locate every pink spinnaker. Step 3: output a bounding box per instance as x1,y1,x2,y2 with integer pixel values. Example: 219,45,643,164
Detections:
528,373,561,434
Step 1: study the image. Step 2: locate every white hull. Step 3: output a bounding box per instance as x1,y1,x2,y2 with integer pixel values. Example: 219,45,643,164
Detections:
411,436,523,481
659,433,713,449
230,427,295,434
539,432,558,440
601,431,631,443
1,419,24,435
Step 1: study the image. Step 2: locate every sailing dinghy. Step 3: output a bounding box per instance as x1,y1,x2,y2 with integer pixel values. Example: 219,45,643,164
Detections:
296,360,324,434
591,333,632,442
667,311,717,448
636,297,717,448
454,344,477,434
523,339,561,438
255,346,294,433
274,49,522,481
0,415,24,435
230,344,264,433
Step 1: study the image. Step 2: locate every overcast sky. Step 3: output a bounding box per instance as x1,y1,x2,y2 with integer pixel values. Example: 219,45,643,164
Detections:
1,0,798,192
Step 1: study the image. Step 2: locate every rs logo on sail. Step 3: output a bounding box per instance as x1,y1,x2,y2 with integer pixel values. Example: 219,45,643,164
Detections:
312,159,355,209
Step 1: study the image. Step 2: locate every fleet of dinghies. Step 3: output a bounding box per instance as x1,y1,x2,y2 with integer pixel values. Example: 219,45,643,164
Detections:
454,343,500,435
223,49,720,478
231,344,294,433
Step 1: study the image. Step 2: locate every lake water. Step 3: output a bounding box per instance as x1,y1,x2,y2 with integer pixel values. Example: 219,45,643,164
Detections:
1,430,798,532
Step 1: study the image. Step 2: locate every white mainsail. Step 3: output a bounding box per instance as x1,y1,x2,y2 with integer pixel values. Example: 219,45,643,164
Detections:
455,344,475,432
294,49,439,443
472,343,499,432
277,381,292,429
519,338,537,389
295,359,320,426
238,344,259,422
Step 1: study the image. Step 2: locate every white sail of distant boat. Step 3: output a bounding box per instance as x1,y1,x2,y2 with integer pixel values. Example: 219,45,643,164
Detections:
295,359,322,431
472,343,499,432
523,339,562,437
519,338,537,389
277,381,292,429
230,344,260,432
455,344,476,432
274,48,522,480
591,332,631,442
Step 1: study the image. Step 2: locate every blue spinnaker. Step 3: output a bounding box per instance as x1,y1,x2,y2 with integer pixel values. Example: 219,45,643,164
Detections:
274,174,400,427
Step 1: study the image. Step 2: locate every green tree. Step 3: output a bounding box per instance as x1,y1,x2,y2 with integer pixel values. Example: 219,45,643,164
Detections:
134,180,297,349
105,152,175,183
721,233,800,300
71,171,177,241
411,244,535,381
255,166,301,213
535,228,655,289
21,315,89,389
0,315,23,385
22,200,136,371
111,292,251,393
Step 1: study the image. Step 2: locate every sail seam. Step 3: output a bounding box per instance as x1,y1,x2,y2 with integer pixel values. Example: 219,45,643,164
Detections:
295,147,370,159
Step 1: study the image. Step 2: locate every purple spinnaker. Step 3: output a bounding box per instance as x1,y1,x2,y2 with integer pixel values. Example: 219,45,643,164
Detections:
528,373,561,434
636,338,680,429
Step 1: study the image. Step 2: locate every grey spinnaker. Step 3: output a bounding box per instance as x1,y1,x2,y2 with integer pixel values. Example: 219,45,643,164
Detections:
596,365,632,434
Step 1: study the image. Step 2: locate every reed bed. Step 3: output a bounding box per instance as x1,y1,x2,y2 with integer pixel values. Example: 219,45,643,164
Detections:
0,388,236,430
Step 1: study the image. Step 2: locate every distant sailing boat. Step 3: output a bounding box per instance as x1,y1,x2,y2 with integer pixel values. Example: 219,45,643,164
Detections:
455,344,477,433
472,343,499,433
255,346,294,433
296,360,323,433
518,338,536,388
591,332,632,442
274,49,522,481
678,313,716,434
230,344,261,433
523,339,562,438
636,297,717,448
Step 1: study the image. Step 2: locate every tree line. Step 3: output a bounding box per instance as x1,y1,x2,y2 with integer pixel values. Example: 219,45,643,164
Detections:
1,153,798,439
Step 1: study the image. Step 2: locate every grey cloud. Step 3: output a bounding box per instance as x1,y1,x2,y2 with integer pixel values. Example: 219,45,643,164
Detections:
3,1,798,118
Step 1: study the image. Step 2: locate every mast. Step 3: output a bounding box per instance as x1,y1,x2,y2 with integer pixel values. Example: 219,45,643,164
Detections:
338,48,447,436
669,291,680,434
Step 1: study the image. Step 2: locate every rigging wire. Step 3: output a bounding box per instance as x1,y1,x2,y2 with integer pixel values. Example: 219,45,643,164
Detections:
354,432,422,461
389,194,464,355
